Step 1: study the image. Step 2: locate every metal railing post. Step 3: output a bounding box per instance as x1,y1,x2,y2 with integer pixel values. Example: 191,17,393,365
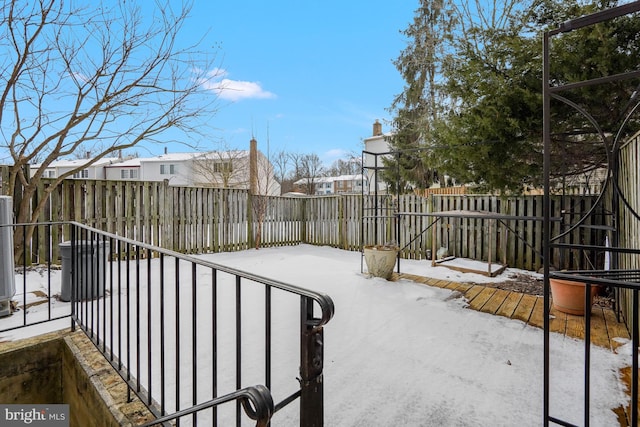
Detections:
300,296,324,427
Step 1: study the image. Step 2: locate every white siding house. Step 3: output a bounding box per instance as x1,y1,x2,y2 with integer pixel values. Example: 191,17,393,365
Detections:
137,152,197,186
31,157,121,180
30,141,281,196
293,174,365,195
105,149,281,196
363,120,392,194
104,158,141,180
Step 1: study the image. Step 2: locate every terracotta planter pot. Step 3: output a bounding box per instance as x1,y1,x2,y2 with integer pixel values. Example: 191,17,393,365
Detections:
550,278,598,316
363,245,398,280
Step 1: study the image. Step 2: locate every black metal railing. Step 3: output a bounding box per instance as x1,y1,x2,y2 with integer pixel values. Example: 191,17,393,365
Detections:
1,221,335,426
0,221,72,332
544,244,640,427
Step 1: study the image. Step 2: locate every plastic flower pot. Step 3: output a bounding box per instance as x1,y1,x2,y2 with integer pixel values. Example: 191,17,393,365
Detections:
550,278,598,316
363,245,399,280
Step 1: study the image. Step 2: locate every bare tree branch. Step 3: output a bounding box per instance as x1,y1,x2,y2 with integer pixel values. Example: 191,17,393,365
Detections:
0,0,221,259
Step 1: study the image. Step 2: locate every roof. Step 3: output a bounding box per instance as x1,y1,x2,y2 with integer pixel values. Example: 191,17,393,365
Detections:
104,158,141,168
139,150,250,163
333,174,363,181
294,174,364,185
32,157,121,169
197,150,249,160
139,152,201,162
363,132,393,142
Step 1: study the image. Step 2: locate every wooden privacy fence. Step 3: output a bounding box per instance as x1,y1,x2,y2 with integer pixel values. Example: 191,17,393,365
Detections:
12,176,607,272
363,193,606,272
613,132,640,328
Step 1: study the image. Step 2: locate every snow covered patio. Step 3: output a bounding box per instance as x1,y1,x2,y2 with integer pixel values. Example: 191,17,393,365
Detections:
1,243,635,426
206,245,631,426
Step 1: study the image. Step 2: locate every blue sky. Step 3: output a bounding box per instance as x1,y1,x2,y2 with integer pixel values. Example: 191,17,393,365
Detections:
167,1,416,165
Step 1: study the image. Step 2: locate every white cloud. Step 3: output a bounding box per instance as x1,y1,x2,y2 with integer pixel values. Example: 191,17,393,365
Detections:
198,68,276,102
324,148,348,160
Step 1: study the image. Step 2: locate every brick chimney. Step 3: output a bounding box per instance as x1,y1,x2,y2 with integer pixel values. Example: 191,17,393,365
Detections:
373,120,382,136
249,137,258,195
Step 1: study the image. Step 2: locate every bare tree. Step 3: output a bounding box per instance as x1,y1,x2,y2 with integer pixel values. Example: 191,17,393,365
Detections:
299,153,325,195
288,152,305,180
271,150,291,192
249,138,280,249
191,148,250,189
0,1,220,259
326,153,361,176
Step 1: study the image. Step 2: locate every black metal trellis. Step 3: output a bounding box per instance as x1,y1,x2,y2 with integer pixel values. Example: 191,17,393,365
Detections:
543,2,640,426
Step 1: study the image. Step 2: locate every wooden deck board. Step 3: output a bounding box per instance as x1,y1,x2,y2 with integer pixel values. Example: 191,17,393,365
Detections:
462,285,483,302
565,312,586,340
549,306,567,335
602,308,631,350
512,294,537,323
495,292,523,318
479,289,510,315
431,279,452,289
467,287,497,311
589,306,612,349
528,297,545,329
425,278,445,287
454,282,474,293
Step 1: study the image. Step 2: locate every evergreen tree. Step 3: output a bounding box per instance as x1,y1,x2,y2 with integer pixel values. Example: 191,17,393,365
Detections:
433,0,541,193
389,0,640,193
383,0,454,193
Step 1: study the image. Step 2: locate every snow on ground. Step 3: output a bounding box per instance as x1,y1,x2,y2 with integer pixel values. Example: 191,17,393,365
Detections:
0,244,632,426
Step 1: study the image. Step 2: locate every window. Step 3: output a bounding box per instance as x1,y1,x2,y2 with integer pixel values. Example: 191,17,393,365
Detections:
213,161,232,174
121,169,138,179
73,169,89,178
160,164,176,175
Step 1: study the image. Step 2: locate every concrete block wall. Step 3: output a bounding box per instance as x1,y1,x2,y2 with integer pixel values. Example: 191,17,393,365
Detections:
0,330,155,426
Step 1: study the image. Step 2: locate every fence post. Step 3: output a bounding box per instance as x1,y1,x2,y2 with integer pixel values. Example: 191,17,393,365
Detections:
300,296,324,426
300,198,308,244
247,191,255,249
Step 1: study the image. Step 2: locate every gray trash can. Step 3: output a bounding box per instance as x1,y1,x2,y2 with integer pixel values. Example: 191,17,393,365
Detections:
60,240,110,302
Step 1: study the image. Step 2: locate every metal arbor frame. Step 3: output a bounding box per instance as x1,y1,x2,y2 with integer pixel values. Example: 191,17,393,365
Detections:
543,2,640,426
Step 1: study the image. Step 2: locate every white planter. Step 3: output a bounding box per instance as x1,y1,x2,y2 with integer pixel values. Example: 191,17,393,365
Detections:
363,245,398,280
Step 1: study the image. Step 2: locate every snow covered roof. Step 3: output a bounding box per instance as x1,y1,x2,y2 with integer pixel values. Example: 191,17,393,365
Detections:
139,152,202,162
104,158,141,168
32,157,121,169
293,174,364,185
333,174,364,181
139,151,250,163
197,150,249,160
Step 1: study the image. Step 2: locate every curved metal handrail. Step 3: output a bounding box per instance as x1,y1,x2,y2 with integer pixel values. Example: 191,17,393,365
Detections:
138,385,274,427
60,221,336,328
